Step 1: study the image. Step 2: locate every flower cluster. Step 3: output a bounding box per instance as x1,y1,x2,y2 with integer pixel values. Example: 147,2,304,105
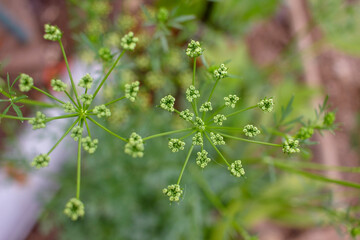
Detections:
93,105,111,118
194,117,205,131
78,74,93,89
162,184,183,202
295,127,314,140
124,133,144,158
186,85,200,102
228,160,245,177
214,64,228,79
80,94,93,105
243,124,261,137
224,94,239,108
29,111,46,130
199,102,212,112
282,138,300,154
160,95,175,112
81,136,99,154
51,79,67,92
71,126,83,141
210,132,225,145
64,198,85,221
125,81,140,102
168,138,185,152
121,32,138,51
258,97,274,112
19,74,33,92
185,40,204,58
196,150,211,168
214,114,226,125
44,24,62,41
31,154,50,168
192,132,203,146
98,47,113,62
62,102,76,113
180,109,194,122
323,112,335,126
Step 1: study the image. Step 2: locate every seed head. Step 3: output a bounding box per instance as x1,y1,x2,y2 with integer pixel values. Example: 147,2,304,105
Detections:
228,160,245,177
78,74,93,89
282,138,300,154
71,126,83,141
162,184,183,202
186,85,200,102
180,109,194,122
168,138,185,152
81,136,98,154
29,111,46,130
80,94,93,105
160,95,175,112
210,132,225,145
125,81,140,102
258,97,274,112
44,24,62,41
196,150,211,168
199,102,212,112
31,154,50,168
214,64,228,80
121,32,138,51
93,105,111,118
214,114,227,125
185,40,204,58
124,132,144,158
224,94,239,108
192,132,203,146
243,124,261,137
64,198,85,221
194,117,205,131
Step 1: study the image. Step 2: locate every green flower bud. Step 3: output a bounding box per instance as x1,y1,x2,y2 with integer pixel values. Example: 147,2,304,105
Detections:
228,160,245,177
196,150,211,168
214,114,227,126
282,138,300,154
162,184,183,202
186,85,200,102
192,132,203,146
157,7,169,22
186,40,204,58
80,94,93,105
64,198,85,221
51,79,67,92
210,132,225,145
125,81,140,102
19,73,33,92
31,154,50,168
295,127,314,140
214,64,228,80
168,138,185,152
121,32,138,51
98,47,113,62
258,97,274,112
29,111,46,130
243,124,261,137
81,136,98,154
124,132,144,158
323,112,335,126
93,105,111,118
78,74,93,89
199,102,212,112
194,117,205,131
44,24,62,41
160,95,175,112
71,126,83,141
62,102,76,113
180,109,194,122
224,94,239,108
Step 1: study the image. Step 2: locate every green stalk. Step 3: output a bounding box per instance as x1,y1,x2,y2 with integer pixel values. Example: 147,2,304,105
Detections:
207,126,245,131
205,105,225,123
177,145,194,185
92,50,126,100
104,96,126,106
0,114,32,120
179,130,196,140
204,132,230,166
143,128,194,141
47,118,79,155
84,118,91,138
225,105,257,118
76,122,83,199
207,78,220,102
87,116,127,142
218,132,282,147
192,58,196,86
18,99,59,108
64,90,80,109
32,86,65,104
46,114,78,122
58,40,81,106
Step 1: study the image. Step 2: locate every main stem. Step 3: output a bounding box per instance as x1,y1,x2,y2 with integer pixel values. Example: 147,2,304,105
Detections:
0,114,32,120
177,145,194,185
76,123,83,199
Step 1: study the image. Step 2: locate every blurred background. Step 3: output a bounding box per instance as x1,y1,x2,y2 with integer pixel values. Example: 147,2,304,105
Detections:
0,0,360,239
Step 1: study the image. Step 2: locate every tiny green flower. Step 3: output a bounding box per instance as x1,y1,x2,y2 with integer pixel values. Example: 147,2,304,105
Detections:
214,64,228,80
168,138,185,152
62,102,76,113
210,132,225,145
50,79,67,92
19,73,33,92
162,184,183,202
282,138,300,154
71,126,83,141
194,117,205,131
98,47,113,62
43,24,62,41
243,124,261,137
157,7,169,22
125,81,140,102
29,111,46,130
78,74,93,89
121,32,138,51
180,109,194,122
323,112,335,126
31,154,50,168
186,40,204,58
192,132,203,146
196,150,211,168
214,114,227,125
224,94,239,108
93,105,111,118
160,95,175,112
228,160,245,177
81,136,98,154
80,94,93,105
258,97,274,112
199,102,213,112
186,85,200,102
295,127,314,140
124,132,144,158
64,198,85,221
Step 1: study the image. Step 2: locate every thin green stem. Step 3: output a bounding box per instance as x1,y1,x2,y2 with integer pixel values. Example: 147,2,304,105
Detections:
0,114,32,120
87,116,127,142
143,128,194,141
205,105,225,123
32,86,65,104
58,40,81,106
204,132,230,167
191,101,198,117
207,126,244,131
177,145,194,185
84,118,91,138
18,99,59,108
218,132,282,147
92,50,126,100
207,78,220,102
104,96,126,106
76,121,83,199
47,118,79,155
46,114,78,122
64,90,80,109
179,130,196,140
225,105,257,118
192,58,196,86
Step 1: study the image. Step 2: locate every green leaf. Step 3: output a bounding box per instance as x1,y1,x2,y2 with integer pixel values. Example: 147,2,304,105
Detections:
0,105,11,122
11,95,28,102
10,75,21,89
11,103,24,122
171,15,196,23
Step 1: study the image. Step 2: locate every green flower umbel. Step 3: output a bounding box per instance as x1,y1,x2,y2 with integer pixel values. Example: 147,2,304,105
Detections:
168,138,185,152
81,136,98,154
29,111,46,130
180,109,194,122
214,114,227,126
192,132,203,146
80,94,93,105
62,102,76,113
243,125,261,137
258,97,274,112
210,132,225,145
214,64,228,80
282,138,300,154
31,154,50,168
162,184,183,202
295,127,314,140
78,74,93,89
19,73,33,92
194,117,205,131
125,81,140,102
199,102,212,112
224,94,239,108
71,126,83,141
228,160,245,177
186,85,200,102
51,79,67,92
124,132,144,158
98,47,113,62
44,24,62,41
323,112,335,126
121,32,138,51
186,40,204,58
93,105,111,118
196,150,211,168
64,198,85,221
160,95,175,112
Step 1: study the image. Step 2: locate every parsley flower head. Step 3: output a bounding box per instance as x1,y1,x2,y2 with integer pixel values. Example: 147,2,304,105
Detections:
295,127,314,140
282,138,300,154
31,154,50,168
160,95,175,112
186,40,204,58
214,64,228,80
121,32,138,51
258,97,274,112
78,74,93,89
19,73,33,92
224,94,239,108
44,24,62,41
51,79,67,92
93,105,111,118
243,124,261,137
192,132,203,146
194,117,205,131
64,198,85,221
186,85,200,102
228,160,245,177
162,184,183,202
199,102,212,112
71,126,83,141
125,81,140,102
62,102,76,113
124,132,144,158
81,136,98,154
196,150,211,168
214,114,227,125
323,112,335,126
180,109,194,122
80,94,93,105
210,132,225,145
168,138,185,152
29,111,46,130
98,47,113,62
